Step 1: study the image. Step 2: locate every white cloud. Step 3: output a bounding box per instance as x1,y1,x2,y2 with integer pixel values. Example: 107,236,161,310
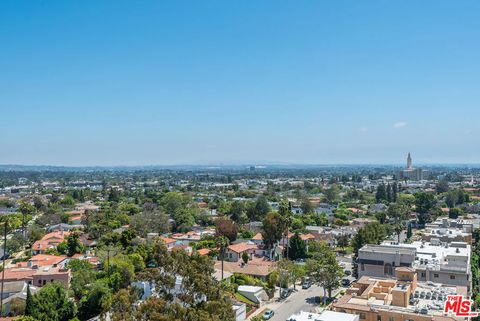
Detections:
360,127,369,133
393,121,408,128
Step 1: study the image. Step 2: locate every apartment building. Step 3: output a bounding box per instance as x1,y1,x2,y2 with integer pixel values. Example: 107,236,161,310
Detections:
358,241,471,291
422,218,473,244
333,267,466,321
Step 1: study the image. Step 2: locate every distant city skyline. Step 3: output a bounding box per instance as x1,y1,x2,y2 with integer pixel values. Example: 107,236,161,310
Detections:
1,1,479,166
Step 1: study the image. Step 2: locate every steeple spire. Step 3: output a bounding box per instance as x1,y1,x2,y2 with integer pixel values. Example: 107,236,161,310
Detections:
407,152,412,169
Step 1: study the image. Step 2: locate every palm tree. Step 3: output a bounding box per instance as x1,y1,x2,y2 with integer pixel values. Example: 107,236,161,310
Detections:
279,200,293,259
216,236,230,281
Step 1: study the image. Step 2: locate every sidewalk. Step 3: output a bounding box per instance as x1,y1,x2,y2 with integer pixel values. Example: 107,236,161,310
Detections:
246,287,283,320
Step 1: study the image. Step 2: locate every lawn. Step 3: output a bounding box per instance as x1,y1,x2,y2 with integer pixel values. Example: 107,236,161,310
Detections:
234,292,257,306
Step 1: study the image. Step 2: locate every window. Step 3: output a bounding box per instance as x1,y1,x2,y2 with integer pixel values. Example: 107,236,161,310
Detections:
450,275,456,280
389,317,394,321
358,313,366,320
421,272,426,277
434,273,439,278
377,316,382,321
384,263,393,275
361,263,365,271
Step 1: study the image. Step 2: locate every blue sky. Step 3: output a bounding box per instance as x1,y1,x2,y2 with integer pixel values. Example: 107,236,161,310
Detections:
1,1,479,166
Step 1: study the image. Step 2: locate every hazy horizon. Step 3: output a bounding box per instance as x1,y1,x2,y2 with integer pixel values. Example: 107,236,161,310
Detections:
1,159,480,169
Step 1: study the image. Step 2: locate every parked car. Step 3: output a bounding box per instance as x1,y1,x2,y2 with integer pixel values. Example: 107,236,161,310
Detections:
281,288,292,298
341,278,351,286
263,310,274,320
302,280,311,289
344,269,352,276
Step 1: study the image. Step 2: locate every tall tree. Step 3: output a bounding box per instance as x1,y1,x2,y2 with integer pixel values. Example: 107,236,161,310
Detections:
66,232,84,257
435,180,449,194
25,284,34,317
300,197,314,215
160,192,189,215
414,192,436,225
261,212,285,249
278,200,293,258
215,236,230,281
392,183,398,202
242,251,249,265
406,224,412,239
386,184,392,203
19,200,35,237
376,184,386,203
288,233,307,260
335,234,350,249
247,196,271,221
128,242,236,321
306,242,343,300
324,185,339,204
130,209,170,237
77,280,113,320
25,282,76,321
215,218,238,243
229,201,247,224
387,203,409,243
449,208,462,219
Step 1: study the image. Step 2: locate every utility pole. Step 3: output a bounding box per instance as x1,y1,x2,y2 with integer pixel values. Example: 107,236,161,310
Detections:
22,210,26,238
107,247,110,278
0,222,7,316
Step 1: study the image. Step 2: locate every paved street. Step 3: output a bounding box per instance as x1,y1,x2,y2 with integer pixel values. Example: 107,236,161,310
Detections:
268,284,324,321
247,255,354,320
248,283,346,321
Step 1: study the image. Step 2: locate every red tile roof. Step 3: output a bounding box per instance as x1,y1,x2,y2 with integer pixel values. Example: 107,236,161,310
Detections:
300,233,316,241
252,233,263,241
29,254,68,267
2,268,35,282
197,248,211,256
160,237,176,245
228,242,257,253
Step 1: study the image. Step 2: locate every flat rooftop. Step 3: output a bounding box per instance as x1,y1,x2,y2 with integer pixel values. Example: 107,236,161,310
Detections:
376,241,471,271
287,310,358,321
360,244,416,255
335,276,467,318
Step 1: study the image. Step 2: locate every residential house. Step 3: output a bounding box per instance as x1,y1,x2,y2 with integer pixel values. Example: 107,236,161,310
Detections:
3,254,71,288
32,231,70,255
214,259,275,281
226,242,258,262
0,282,38,316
